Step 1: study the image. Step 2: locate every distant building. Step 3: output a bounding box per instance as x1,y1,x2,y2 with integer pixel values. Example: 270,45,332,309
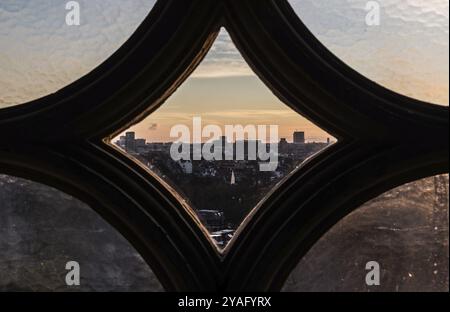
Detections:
230,170,236,185
136,138,146,147
293,131,305,144
125,131,135,140
147,142,170,152
118,136,126,148
197,210,225,232
125,132,136,152
135,138,147,153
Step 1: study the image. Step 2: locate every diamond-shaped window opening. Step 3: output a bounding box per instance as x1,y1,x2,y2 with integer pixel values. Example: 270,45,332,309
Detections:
109,28,336,250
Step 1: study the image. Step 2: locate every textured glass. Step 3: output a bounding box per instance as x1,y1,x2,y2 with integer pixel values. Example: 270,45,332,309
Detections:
0,174,164,292
0,0,156,109
111,29,335,250
283,174,449,292
289,0,449,105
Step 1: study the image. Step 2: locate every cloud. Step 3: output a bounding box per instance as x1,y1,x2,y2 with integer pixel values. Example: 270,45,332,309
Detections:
191,28,254,78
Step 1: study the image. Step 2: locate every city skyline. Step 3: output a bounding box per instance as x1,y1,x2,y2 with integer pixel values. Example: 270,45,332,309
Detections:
116,129,334,146
113,126,332,247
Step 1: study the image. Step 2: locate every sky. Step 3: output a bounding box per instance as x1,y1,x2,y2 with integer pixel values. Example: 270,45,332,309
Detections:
0,0,157,107
123,29,332,143
289,0,449,105
1,0,448,139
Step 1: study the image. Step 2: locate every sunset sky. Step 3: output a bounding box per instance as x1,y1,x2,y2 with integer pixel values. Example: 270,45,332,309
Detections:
1,0,448,143
123,29,332,143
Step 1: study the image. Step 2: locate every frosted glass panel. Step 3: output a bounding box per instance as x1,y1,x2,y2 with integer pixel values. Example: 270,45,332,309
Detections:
0,174,163,291
288,0,449,105
283,174,449,292
0,0,156,109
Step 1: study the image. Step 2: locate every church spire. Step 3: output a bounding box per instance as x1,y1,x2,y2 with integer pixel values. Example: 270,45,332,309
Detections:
230,170,236,185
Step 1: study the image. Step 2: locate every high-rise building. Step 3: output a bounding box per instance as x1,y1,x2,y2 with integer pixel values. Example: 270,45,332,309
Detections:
125,132,136,152
293,131,305,144
116,135,126,148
